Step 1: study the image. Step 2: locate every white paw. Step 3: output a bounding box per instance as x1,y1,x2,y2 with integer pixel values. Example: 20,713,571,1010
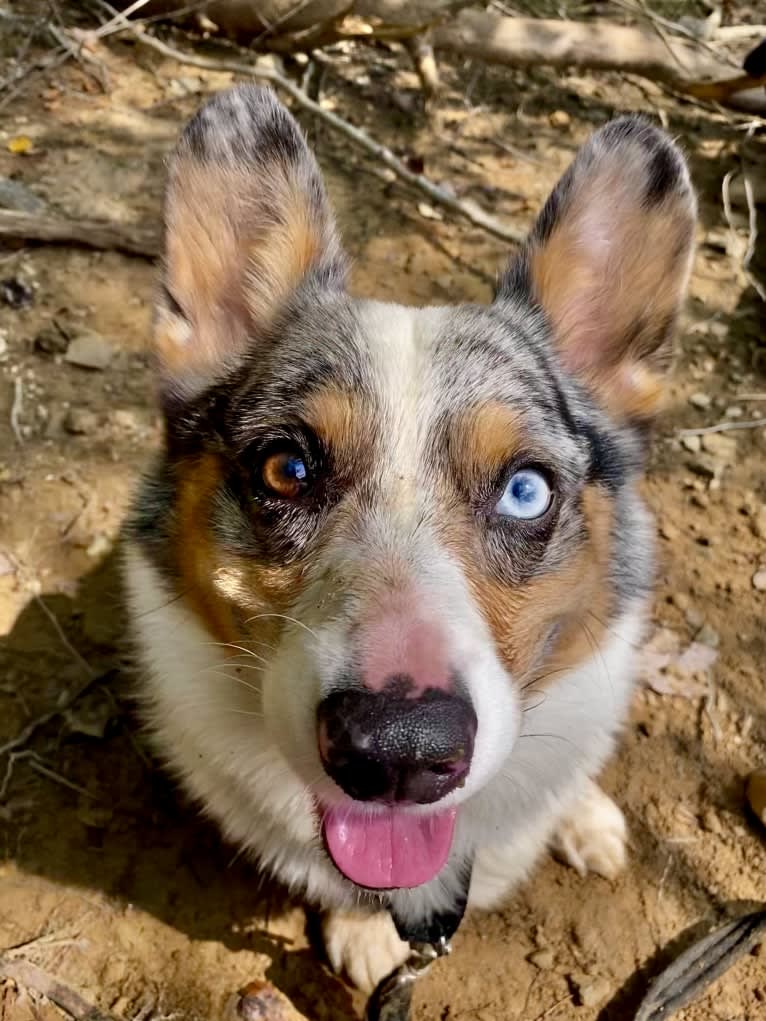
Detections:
322,910,410,993
552,780,627,880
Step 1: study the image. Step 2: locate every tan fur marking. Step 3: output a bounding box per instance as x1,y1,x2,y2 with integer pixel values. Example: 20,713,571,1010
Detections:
453,402,524,484
175,454,305,652
461,486,614,682
529,162,692,419
175,454,239,645
158,162,332,380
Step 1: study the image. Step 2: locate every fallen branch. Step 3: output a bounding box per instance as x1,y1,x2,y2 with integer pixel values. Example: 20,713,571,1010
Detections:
0,209,160,256
0,958,119,1021
431,12,766,106
118,26,527,243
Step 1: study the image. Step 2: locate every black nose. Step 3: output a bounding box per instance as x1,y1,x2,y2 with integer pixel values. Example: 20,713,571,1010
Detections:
317,686,477,805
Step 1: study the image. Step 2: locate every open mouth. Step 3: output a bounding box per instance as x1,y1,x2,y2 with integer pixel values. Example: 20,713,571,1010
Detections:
321,802,457,889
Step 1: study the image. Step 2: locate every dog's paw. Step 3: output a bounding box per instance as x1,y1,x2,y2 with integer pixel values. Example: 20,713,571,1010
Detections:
552,780,627,880
322,910,410,993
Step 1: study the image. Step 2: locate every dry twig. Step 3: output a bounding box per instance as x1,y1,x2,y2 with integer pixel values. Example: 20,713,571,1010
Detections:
10,377,24,444
0,958,119,1021
677,419,765,438
96,13,526,244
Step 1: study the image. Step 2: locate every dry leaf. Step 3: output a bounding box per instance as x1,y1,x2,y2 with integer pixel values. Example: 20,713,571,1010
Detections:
640,627,718,699
8,135,33,155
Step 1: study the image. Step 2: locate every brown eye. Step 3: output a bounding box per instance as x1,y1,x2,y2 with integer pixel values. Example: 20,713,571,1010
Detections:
260,450,311,499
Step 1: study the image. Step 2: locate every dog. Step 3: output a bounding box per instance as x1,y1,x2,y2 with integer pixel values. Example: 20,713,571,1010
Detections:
123,85,695,993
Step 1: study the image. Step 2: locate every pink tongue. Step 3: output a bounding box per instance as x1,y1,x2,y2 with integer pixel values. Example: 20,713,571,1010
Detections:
322,805,456,889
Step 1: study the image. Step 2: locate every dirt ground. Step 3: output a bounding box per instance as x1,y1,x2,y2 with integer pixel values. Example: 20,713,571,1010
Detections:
1,4,765,1020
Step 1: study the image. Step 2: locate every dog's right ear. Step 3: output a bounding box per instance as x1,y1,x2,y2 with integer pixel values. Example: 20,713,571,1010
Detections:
155,85,345,402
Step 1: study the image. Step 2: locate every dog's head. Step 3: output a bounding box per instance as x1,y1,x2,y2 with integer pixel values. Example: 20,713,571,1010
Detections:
132,86,695,893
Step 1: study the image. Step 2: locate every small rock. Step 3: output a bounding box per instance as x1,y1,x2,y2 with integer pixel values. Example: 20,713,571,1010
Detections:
708,321,728,340
571,974,610,1008
65,690,114,739
86,533,111,559
109,408,139,432
688,392,712,410
237,981,286,1021
701,433,737,460
696,623,719,648
725,405,743,419
549,109,571,128
746,770,766,826
680,434,701,453
65,331,113,370
0,176,46,213
700,806,724,835
752,570,766,592
670,592,690,612
685,606,705,630
527,948,555,970
417,201,443,221
64,408,99,435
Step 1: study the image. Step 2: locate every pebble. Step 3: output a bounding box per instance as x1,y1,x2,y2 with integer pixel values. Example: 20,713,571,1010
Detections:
86,533,111,559
64,407,99,435
708,321,728,340
696,623,719,648
237,981,286,1021
0,176,46,213
417,202,443,221
571,974,611,1008
688,392,712,410
670,592,690,612
701,433,737,460
680,434,701,453
700,806,724,836
752,570,766,592
65,331,113,370
746,770,766,826
725,405,744,419
685,606,705,630
527,948,555,970
549,109,571,128
109,408,139,432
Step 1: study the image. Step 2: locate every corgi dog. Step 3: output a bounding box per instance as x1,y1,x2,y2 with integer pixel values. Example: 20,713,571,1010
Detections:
123,86,695,993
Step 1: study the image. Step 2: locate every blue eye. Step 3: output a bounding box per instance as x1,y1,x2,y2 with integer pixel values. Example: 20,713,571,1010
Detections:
495,469,552,519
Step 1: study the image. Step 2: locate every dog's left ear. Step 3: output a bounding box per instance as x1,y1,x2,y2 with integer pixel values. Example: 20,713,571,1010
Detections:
155,85,345,402
498,117,696,421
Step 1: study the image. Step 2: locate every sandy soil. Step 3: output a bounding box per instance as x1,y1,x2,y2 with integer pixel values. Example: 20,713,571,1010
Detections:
1,5,765,1020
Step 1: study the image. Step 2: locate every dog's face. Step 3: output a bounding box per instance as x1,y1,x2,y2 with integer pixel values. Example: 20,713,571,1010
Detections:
130,87,695,894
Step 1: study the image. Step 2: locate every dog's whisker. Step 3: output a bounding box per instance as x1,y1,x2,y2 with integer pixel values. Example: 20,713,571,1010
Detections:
244,612,318,641
203,641,269,663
